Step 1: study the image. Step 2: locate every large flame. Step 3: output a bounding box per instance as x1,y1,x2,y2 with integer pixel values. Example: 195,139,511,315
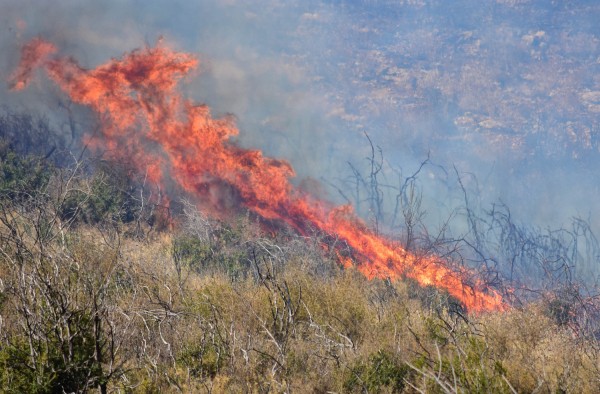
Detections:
10,38,505,312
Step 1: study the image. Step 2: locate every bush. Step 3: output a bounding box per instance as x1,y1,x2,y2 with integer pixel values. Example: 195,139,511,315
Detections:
178,340,228,380
345,350,409,393
0,315,103,394
0,116,598,392
0,140,52,202
58,161,140,225
172,232,251,280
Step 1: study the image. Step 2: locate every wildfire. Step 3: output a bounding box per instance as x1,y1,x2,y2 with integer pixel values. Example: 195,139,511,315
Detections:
10,38,506,312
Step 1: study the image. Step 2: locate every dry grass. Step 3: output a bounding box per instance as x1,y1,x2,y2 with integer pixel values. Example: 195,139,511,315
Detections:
1,211,599,393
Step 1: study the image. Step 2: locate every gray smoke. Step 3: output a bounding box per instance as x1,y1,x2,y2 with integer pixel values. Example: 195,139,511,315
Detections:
1,0,600,283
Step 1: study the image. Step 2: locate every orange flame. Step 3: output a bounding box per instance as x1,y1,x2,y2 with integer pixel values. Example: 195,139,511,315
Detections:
9,37,56,91
10,38,506,312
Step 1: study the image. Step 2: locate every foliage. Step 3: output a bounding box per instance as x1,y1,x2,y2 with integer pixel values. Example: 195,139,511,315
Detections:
0,140,52,202
0,316,102,393
0,114,599,393
172,227,250,280
58,161,141,225
344,350,410,393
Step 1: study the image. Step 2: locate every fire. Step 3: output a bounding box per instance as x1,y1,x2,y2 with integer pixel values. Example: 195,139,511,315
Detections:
9,37,55,91
10,38,506,312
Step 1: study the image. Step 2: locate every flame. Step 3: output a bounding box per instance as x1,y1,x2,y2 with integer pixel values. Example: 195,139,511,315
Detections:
10,38,506,312
9,37,56,91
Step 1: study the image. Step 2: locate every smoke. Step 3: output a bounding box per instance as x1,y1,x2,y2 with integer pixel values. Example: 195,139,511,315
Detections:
1,0,350,177
10,35,507,311
2,0,600,283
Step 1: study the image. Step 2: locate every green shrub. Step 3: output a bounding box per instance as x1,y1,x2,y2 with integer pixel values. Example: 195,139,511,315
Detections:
0,312,103,393
172,230,250,280
344,350,409,393
59,164,139,225
0,141,52,202
447,337,512,394
178,340,228,380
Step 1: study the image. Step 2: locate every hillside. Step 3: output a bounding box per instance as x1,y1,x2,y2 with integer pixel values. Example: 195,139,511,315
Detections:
2,1,600,391
0,113,599,393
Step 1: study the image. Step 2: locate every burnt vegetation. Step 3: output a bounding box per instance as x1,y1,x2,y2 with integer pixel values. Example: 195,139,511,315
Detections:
0,111,599,393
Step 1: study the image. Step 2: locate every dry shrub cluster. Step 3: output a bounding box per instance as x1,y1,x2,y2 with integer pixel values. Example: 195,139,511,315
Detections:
1,194,599,392
0,116,599,392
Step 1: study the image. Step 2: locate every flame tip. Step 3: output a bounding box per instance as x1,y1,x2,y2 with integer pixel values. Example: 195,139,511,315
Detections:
10,38,507,314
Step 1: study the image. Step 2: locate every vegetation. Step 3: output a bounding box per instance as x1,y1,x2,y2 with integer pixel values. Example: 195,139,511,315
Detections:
0,113,599,392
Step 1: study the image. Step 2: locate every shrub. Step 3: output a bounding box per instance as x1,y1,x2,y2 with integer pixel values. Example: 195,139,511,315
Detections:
0,140,52,202
58,162,140,225
344,350,409,393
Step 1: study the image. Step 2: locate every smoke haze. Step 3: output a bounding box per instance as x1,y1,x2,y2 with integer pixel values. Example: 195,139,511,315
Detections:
2,0,600,282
